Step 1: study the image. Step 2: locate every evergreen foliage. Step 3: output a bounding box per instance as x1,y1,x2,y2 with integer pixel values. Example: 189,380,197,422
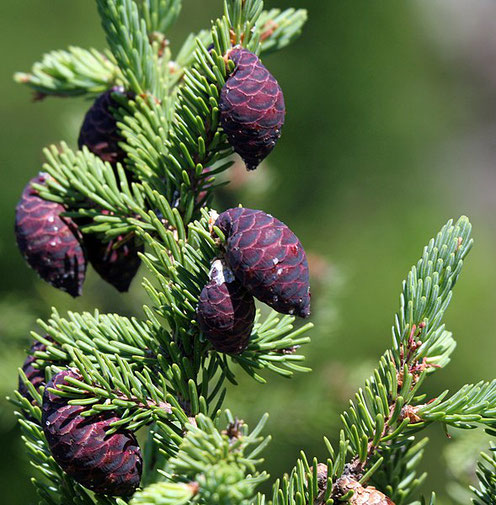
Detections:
10,1,496,504
14,47,120,98
472,442,496,505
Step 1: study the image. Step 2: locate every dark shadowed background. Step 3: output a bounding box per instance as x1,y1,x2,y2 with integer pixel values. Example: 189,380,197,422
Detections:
1,1,496,503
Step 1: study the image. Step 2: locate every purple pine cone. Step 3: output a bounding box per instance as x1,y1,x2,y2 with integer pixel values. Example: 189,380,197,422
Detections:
15,173,86,297
85,234,143,293
78,88,127,166
42,370,142,496
18,339,49,403
197,260,255,354
219,47,285,170
216,208,311,318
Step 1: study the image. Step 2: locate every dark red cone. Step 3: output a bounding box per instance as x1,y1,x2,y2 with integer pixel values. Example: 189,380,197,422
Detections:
42,370,142,497
85,234,143,292
219,47,285,170
197,259,255,354
216,208,311,318
78,88,127,166
15,173,86,297
18,339,49,403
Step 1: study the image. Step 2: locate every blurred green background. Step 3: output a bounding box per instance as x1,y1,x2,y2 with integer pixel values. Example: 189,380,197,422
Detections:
2,1,496,503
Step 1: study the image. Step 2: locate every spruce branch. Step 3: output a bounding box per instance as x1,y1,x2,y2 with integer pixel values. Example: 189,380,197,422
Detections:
472,442,496,504
136,0,182,35
14,47,121,99
161,0,305,221
39,143,144,211
12,0,310,503
27,207,312,440
29,311,183,432
34,309,157,362
263,217,473,505
169,7,307,88
341,216,473,479
15,1,493,504
413,380,496,429
371,436,429,505
257,8,308,54
96,0,264,218
131,413,271,504
37,143,182,240
163,412,269,504
392,216,473,371
113,93,175,184
96,0,167,98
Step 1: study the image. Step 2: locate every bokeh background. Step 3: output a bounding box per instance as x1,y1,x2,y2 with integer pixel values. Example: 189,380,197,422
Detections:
1,1,496,503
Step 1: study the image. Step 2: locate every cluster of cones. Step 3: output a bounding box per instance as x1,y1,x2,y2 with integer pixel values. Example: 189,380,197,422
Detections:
197,207,311,354
15,89,143,297
15,46,305,496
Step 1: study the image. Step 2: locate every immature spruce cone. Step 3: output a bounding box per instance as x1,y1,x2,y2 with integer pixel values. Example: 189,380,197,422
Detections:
85,234,143,292
216,207,310,317
220,47,285,170
78,88,126,166
42,369,142,496
15,173,86,297
197,259,255,354
18,339,48,402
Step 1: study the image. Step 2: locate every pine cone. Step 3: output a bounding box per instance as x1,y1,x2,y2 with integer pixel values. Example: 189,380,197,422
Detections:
18,339,48,403
85,234,143,292
78,88,127,166
219,47,285,171
216,208,311,318
197,259,255,354
42,369,142,496
15,173,86,297
336,477,395,505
